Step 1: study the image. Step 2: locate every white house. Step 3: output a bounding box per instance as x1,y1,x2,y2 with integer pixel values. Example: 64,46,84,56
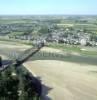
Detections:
80,38,87,46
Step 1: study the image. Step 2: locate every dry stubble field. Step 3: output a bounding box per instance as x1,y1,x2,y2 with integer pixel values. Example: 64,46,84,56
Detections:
0,41,97,100
24,60,97,100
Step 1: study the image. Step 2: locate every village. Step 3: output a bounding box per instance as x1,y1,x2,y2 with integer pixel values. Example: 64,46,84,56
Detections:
1,25,97,47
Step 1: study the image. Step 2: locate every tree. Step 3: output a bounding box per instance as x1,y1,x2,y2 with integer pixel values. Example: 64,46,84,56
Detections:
6,75,19,100
39,26,49,34
0,69,19,100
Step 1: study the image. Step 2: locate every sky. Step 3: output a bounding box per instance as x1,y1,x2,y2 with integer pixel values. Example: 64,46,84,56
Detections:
0,0,97,15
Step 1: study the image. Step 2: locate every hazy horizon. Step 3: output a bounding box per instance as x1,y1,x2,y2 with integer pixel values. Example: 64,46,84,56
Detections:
0,0,97,15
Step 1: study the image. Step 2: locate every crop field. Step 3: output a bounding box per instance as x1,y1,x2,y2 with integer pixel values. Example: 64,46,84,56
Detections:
57,22,97,31
24,60,97,100
0,41,97,100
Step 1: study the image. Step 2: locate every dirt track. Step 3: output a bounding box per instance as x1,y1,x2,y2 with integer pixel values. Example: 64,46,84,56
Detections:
24,60,97,100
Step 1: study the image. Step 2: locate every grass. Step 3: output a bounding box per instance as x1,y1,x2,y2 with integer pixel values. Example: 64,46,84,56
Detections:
29,51,97,65
9,32,24,36
81,50,97,56
47,43,97,56
0,19,31,24
0,38,33,45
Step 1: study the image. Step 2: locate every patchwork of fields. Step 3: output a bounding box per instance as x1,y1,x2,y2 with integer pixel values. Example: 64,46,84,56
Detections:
0,41,97,100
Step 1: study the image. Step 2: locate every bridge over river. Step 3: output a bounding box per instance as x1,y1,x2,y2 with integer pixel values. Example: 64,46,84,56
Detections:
0,42,97,100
